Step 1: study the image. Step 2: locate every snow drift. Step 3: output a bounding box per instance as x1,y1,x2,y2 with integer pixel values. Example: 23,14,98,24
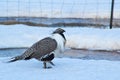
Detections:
0,24,120,51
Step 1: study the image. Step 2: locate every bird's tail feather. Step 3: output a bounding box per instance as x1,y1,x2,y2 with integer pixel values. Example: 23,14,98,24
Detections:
8,56,23,63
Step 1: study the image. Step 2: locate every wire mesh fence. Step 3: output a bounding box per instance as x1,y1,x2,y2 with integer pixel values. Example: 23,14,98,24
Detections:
0,0,120,28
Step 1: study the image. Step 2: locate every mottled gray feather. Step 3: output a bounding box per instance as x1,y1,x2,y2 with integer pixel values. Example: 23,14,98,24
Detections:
11,37,57,61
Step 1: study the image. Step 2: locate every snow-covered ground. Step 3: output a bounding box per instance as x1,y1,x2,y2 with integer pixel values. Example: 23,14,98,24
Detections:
1,25,120,80
0,57,120,80
0,24,120,50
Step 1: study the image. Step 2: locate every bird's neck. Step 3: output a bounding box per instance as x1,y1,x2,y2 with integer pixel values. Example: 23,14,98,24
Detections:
59,33,66,41
52,33,66,41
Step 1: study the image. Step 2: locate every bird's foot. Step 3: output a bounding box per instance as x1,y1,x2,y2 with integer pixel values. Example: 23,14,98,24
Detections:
49,61,55,66
43,66,52,69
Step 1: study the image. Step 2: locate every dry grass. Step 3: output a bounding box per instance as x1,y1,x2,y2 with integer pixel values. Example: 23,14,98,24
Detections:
0,21,48,26
0,21,105,28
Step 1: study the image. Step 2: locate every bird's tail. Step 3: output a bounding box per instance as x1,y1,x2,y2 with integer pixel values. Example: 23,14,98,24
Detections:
8,55,23,63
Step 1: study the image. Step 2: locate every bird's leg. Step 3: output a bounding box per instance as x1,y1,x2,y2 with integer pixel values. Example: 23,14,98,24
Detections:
49,61,55,66
43,61,53,69
43,61,47,69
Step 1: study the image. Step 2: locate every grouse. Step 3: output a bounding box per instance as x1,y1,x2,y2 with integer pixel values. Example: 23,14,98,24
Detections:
9,28,66,69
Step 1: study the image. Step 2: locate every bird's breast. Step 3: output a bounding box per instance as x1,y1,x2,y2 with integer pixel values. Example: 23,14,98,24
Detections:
51,34,65,57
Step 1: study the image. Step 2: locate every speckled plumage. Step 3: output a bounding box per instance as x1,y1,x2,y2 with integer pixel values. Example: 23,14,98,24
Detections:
23,37,57,60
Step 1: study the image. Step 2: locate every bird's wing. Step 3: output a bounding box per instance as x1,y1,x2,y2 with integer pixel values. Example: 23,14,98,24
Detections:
21,37,57,59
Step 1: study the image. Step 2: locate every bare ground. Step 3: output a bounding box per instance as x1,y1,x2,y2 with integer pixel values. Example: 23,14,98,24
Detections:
0,17,120,28
64,49,120,61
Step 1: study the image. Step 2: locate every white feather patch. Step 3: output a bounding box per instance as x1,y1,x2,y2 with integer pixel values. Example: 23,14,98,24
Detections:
51,33,65,57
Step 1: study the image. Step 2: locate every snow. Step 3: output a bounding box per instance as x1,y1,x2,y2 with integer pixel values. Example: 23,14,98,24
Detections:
0,24,120,50
0,24,51,48
0,24,120,80
0,0,120,18
66,28,120,50
0,57,120,80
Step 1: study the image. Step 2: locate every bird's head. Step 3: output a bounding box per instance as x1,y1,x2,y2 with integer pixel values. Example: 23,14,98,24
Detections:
52,28,65,34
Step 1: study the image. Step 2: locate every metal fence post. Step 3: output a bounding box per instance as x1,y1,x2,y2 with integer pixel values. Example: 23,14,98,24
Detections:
110,0,114,29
